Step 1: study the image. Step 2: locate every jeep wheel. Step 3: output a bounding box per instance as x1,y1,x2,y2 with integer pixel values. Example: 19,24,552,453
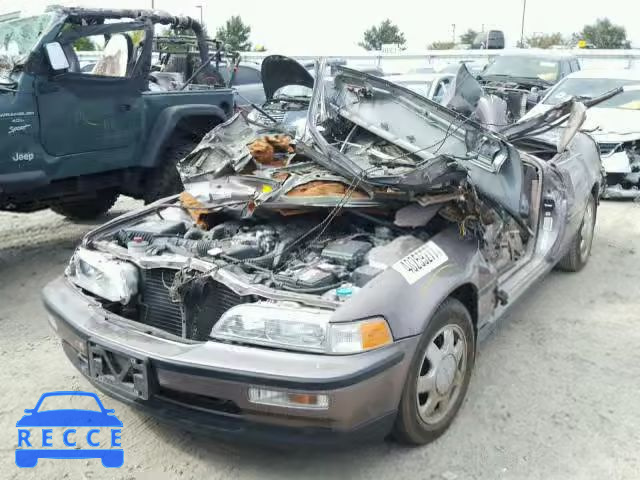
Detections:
393,298,475,445
556,194,596,272
50,190,118,221
143,138,198,204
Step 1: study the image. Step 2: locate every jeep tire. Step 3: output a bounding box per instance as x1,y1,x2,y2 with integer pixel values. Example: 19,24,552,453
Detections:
143,138,198,204
50,189,118,221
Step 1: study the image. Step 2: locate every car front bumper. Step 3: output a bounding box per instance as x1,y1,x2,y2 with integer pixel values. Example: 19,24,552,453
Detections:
43,276,419,445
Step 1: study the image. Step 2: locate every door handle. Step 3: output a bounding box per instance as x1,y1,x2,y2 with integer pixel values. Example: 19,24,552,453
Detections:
118,104,132,112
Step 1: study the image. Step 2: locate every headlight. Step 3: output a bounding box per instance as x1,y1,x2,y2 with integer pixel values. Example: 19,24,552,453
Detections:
66,248,138,304
211,302,393,354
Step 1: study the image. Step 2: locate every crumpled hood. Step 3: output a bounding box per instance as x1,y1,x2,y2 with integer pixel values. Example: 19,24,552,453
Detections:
261,55,314,100
582,107,640,143
524,103,640,143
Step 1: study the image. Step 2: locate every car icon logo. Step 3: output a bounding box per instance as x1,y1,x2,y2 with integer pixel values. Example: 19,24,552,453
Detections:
16,391,123,468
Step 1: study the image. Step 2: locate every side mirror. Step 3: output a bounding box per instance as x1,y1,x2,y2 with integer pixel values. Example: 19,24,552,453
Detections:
44,42,70,72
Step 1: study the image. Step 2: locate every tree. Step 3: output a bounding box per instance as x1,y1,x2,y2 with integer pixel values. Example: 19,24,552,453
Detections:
526,32,564,49
130,30,145,46
216,16,251,52
359,19,406,51
579,18,630,49
429,41,455,50
73,37,96,51
459,29,478,46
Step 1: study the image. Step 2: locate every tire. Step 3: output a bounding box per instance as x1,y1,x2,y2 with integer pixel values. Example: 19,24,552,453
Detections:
50,190,118,221
556,194,596,272
393,298,476,445
143,138,198,204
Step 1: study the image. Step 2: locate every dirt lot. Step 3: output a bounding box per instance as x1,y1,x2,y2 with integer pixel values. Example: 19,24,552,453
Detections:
1,199,639,480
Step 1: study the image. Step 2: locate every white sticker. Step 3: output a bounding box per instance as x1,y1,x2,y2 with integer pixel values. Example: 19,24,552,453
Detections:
392,241,448,285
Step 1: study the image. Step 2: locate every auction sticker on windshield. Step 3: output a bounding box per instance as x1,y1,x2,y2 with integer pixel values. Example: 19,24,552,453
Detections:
15,391,123,468
393,241,448,285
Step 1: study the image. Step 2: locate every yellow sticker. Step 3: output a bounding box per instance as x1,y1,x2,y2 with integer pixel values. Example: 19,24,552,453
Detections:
262,185,273,193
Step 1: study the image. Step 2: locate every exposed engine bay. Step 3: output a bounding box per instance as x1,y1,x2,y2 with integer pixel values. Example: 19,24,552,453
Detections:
78,177,528,342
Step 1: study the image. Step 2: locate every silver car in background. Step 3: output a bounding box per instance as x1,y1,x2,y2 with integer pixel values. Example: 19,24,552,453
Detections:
524,69,640,198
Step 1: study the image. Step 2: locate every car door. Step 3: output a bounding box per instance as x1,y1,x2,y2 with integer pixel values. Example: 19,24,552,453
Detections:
35,22,147,173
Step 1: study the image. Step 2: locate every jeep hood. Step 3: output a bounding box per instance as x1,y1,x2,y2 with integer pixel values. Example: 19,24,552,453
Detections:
261,55,314,100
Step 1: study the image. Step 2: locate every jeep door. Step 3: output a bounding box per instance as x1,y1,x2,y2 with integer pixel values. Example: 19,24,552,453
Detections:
35,21,149,177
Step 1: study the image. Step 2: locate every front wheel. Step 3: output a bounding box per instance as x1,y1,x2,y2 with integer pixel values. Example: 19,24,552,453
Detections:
50,189,118,221
143,138,198,204
556,194,596,272
393,298,475,445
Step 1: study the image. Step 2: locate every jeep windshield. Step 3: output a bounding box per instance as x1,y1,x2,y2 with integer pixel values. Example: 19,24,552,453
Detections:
0,12,56,72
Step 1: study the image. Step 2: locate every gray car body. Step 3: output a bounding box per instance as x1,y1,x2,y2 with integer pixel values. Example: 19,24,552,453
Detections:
42,65,602,442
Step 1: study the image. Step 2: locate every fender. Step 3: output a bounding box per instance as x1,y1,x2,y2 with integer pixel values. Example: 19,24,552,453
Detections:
140,104,227,168
331,227,487,340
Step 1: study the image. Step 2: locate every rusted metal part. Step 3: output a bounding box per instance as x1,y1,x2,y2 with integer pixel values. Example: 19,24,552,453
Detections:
179,191,213,229
248,135,295,167
286,181,368,199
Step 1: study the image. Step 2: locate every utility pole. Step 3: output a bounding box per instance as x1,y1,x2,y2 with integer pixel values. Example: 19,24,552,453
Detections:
196,5,203,26
451,24,456,45
151,0,155,8
520,0,527,48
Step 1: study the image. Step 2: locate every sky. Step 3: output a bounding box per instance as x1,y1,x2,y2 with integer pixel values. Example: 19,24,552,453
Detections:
1,0,639,53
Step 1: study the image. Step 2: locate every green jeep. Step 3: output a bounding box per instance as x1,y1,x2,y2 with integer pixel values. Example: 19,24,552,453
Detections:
0,7,234,219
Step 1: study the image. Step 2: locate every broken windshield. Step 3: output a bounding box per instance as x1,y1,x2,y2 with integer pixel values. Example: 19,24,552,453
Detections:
482,56,559,84
0,13,55,71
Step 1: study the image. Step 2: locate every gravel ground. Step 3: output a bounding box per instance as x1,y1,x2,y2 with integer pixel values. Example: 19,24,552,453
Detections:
1,198,639,480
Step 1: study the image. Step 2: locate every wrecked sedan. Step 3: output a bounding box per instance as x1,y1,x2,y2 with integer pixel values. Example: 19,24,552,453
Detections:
43,64,603,446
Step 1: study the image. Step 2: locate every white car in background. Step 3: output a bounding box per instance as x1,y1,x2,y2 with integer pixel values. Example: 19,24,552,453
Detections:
523,70,640,199
384,73,455,104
